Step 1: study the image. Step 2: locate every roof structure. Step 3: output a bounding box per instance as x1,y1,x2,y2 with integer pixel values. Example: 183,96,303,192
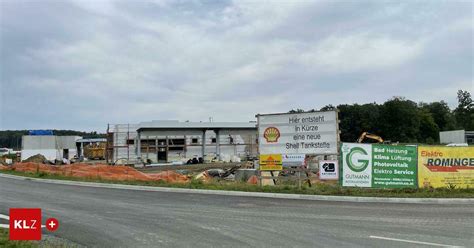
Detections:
137,120,256,131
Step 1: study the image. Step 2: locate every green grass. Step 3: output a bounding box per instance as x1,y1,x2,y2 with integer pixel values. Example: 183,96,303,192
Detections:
0,228,37,248
1,170,473,198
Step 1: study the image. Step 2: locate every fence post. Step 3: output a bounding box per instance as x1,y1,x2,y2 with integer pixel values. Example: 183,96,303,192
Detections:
298,170,301,189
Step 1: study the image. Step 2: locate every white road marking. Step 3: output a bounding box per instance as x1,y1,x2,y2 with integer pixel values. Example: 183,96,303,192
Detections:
369,235,463,247
0,224,46,229
0,214,46,229
0,214,9,228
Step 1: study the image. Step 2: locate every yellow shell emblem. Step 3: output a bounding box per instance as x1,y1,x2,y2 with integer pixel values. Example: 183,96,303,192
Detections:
263,127,280,143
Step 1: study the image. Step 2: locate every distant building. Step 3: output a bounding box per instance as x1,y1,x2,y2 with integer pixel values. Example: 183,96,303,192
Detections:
21,135,82,161
107,120,257,164
0,148,13,156
76,138,107,160
439,130,474,144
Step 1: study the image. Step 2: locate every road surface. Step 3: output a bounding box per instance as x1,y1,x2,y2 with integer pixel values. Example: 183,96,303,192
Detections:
0,176,473,247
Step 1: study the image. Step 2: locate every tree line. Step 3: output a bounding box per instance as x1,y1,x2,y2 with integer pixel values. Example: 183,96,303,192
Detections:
289,90,473,144
1,90,472,149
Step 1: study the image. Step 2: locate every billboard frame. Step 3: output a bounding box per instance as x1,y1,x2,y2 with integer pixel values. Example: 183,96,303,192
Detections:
255,109,341,157
256,110,341,187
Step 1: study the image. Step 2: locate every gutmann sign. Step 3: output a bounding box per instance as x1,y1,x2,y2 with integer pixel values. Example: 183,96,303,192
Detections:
341,143,417,188
257,111,338,155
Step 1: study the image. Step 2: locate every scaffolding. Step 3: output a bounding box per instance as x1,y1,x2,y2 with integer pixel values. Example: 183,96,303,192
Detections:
106,123,139,165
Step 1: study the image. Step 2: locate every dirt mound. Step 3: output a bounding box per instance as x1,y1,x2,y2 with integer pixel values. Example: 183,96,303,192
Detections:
10,163,189,183
0,164,8,170
148,171,189,183
23,154,48,163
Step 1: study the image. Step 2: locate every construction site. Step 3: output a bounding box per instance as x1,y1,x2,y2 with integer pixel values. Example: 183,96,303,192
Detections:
1,110,472,189
0,116,338,187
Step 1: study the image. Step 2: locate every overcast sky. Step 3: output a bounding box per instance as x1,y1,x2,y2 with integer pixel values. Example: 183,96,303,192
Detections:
0,0,472,131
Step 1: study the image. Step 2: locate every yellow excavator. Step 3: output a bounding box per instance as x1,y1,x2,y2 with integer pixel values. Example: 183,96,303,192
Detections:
357,132,384,143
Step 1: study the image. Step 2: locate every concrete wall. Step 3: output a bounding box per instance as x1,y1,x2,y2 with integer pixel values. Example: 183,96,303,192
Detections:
21,149,78,161
440,130,466,144
21,135,81,161
57,136,81,149
22,149,58,161
22,136,56,150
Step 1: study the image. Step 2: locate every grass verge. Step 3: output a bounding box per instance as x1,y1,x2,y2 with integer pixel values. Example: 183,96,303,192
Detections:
0,228,37,248
1,170,473,198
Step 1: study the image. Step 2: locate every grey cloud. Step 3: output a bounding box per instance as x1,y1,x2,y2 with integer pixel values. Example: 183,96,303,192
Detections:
0,0,472,131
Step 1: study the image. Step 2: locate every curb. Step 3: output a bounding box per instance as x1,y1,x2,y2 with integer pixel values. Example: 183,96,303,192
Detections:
0,173,472,204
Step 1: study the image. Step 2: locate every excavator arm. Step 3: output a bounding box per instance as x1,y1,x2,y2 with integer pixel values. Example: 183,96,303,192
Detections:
357,132,384,143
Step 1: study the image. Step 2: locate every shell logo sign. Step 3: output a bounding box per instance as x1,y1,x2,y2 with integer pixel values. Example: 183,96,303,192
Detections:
263,127,280,143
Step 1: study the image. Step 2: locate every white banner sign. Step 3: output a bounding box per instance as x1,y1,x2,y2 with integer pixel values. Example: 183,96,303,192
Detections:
258,111,338,155
319,160,338,180
282,154,305,167
341,143,372,187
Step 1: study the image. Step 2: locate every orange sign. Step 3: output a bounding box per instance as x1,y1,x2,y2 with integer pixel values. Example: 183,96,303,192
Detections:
260,154,283,171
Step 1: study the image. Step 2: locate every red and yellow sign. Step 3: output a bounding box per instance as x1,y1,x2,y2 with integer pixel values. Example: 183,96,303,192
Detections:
418,146,474,188
259,154,283,171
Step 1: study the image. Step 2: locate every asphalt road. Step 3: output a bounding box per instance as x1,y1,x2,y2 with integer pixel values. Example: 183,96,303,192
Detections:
0,176,473,248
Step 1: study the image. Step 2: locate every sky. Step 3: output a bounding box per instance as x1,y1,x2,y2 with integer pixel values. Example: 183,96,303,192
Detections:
0,0,473,132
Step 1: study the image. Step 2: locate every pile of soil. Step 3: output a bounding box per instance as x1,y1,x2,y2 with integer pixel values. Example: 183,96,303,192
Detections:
0,164,8,170
23,154,48,163
9,162,190,183
148,171,189,183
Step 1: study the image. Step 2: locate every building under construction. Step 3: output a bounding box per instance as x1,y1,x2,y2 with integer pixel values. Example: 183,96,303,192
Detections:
106,120,257,164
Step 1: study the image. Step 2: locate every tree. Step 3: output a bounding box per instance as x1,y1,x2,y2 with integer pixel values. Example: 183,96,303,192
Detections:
454,90,474,130
288,109,305,113
419,101,456,131
319,105,335,111
380,97,420,142
338,104,361,142
417,109,440,143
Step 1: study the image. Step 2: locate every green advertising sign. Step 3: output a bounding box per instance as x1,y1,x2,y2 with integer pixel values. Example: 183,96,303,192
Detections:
371,144,417,188
341,143,417,188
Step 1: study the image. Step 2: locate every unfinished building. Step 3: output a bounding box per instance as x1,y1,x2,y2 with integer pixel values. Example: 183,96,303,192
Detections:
21,135,82,161
107,120,257,164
